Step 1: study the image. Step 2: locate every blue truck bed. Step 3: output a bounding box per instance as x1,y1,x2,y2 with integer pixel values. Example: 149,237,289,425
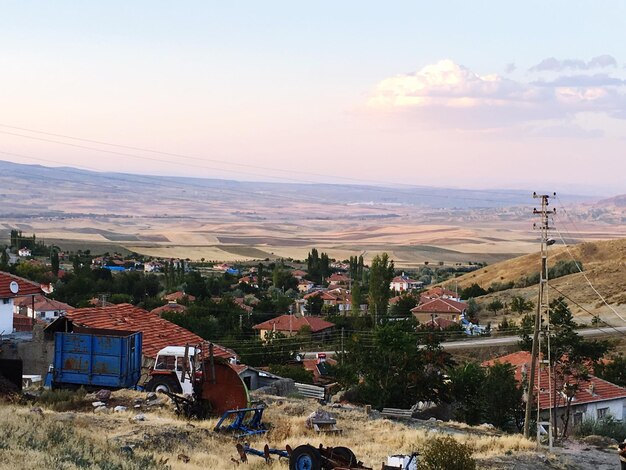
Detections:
50,328,142,389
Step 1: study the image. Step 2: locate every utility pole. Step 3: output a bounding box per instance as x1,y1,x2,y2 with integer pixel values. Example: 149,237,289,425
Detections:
341,327,344,365
523,192,556,443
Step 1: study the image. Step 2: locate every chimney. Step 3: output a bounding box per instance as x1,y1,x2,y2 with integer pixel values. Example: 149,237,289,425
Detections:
316,353,327,364
588,382,595,396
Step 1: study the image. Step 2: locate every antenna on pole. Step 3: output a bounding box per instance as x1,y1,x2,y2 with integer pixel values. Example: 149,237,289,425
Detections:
524,192,556,445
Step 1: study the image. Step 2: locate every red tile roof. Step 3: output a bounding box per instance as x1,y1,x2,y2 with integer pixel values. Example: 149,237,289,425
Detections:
164,291,196,302
483,351,626,410
14,294,72,311
411,298,467,314
0,272,44,298
150,302,188,316
327,273,350,283
253,315,335,333
424,287,458,298
64,304,235,360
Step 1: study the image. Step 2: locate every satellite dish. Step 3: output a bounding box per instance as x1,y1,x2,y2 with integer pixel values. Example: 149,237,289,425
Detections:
295,353,304,362
9,281,19,294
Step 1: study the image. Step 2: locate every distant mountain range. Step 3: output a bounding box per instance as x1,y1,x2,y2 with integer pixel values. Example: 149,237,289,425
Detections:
0,159,601,216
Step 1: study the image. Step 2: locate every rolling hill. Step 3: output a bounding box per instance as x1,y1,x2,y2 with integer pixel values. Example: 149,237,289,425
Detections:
452,238,626,325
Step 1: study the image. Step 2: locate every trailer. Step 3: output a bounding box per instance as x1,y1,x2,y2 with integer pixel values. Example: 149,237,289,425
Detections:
45,328,142,390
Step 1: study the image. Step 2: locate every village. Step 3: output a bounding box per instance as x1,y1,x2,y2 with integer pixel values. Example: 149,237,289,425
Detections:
1,232,626,469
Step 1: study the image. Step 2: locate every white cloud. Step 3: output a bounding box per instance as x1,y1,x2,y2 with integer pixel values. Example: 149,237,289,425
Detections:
368,59,626,129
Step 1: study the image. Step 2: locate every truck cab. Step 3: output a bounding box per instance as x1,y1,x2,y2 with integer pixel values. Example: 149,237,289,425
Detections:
145,346,197,395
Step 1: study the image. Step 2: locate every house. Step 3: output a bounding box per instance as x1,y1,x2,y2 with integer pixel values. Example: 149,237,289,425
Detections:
298,279,315,293
253,314,335,341
421,286,460,302
13,294,73,322
60,304,236,361
238,275,258,288
483,351,626,431
327,273,350,286
421,317,459,330
291,270,308,280
163,291,196,303
411,298,467,324
390,273,423,292
17,247,32,257
151,302,187,316
0,272,44,334
302,353,338,385
303,288,352,314
144,261,163,273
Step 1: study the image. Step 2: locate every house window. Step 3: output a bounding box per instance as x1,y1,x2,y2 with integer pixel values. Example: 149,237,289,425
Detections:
573,412,583,426
597,407,609,419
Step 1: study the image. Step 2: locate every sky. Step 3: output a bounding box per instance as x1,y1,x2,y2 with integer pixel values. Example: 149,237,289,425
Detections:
0,1,625,195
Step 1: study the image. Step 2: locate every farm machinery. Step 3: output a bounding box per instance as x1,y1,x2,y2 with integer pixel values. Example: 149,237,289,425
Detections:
236,443,372,470
146,342,267,435
236,443,419,470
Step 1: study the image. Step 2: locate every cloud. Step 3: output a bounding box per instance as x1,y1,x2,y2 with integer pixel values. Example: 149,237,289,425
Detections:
504,63,516,74
529,55,617,72
367,59,626,129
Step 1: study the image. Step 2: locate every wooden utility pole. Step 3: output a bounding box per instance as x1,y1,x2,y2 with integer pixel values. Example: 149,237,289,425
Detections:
524,192,556,441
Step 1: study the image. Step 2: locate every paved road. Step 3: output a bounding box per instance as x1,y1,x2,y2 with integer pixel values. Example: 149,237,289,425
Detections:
303,326,626,358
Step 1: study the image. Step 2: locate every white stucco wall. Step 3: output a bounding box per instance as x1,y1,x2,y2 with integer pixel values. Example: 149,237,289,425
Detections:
0,299,14,334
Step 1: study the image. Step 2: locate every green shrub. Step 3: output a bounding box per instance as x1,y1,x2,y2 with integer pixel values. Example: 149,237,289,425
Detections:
575,416,626,441
420,435,476,470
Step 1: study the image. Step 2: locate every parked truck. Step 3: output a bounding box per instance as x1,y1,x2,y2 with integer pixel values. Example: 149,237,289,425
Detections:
45,328,142,390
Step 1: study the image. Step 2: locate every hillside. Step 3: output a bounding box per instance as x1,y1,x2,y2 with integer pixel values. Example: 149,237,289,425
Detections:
453,238,626,325
0,390,618,470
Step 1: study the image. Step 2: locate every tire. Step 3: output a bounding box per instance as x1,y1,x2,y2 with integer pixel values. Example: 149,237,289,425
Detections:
289,445,322,470
330,446,356,466
145,375,181,394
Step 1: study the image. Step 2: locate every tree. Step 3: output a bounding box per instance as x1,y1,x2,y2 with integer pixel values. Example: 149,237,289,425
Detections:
510,295,533,316
518,314,534,350
306,248,330,285
335,320,450,409
50,249,60,276
460,283,487,299
368,253,394,321
0,247,8,270
305,294,323,315
390,294,419,317
544,298,610,438
595,355,626,387
466,298,480,323
486,298,504,316
449,362,486,425
350,281,363,314
481,362,524,429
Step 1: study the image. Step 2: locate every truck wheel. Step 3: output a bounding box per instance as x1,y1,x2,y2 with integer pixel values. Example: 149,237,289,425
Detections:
145,376,180,393
289,445,321,470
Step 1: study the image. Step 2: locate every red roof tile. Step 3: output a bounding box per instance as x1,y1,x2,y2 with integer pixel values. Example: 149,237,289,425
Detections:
0,272,44,298
65,304,235,360
253,315,335,333
483,351,626,410
164,291,196,302
150,303,187,316
14,294,72,311
411,298,467,314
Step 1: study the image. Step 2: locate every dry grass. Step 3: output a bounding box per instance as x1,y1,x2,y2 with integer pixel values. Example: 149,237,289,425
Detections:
0,393,540,470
